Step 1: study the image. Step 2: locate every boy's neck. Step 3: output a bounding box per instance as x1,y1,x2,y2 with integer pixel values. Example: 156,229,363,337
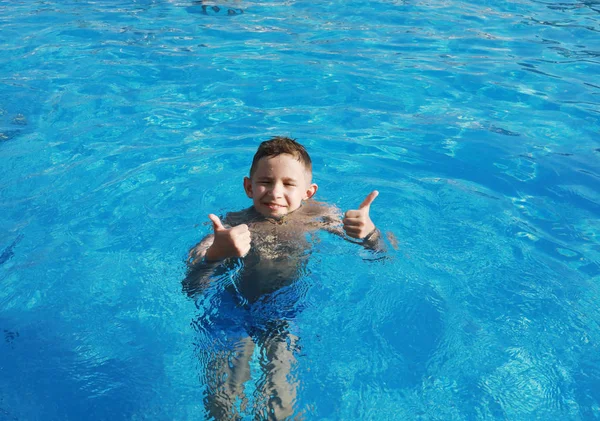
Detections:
251,202,305,223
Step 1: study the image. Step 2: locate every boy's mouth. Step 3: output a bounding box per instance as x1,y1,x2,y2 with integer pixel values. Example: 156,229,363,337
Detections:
263,202,287,211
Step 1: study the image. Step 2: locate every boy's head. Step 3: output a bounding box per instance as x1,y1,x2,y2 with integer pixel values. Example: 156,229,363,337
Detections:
244,136,318,218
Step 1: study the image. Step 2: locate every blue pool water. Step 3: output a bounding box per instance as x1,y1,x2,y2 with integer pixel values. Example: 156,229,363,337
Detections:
1,0,599,419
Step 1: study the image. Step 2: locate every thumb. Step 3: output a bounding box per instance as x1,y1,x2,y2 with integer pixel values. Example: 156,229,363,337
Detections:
208,214,225,232
359,190,379,210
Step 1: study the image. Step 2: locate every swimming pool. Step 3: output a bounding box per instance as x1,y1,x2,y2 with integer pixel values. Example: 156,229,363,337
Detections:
1,0,599,419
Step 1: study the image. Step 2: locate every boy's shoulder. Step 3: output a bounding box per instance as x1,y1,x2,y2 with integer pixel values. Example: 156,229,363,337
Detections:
300,199,338,218
298,199,342,229
222,207,257,227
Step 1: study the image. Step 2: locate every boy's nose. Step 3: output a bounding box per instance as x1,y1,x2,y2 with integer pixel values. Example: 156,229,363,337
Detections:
270,182,284,197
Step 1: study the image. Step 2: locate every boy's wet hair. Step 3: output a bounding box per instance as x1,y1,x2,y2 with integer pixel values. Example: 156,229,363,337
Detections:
249,136,312,177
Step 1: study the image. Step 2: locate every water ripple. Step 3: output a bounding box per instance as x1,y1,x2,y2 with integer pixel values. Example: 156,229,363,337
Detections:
1,0,599,419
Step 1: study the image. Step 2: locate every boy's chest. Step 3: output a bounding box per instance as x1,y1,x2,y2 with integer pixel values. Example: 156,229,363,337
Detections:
248,223,312,260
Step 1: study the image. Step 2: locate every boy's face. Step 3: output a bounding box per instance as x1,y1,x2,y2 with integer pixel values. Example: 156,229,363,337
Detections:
243,154,318,218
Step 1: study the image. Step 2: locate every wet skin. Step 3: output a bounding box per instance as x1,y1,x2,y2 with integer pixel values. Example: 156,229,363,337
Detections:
184,199,338,302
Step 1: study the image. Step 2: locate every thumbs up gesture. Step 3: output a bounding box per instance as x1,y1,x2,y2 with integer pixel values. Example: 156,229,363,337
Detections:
204,214,252,261
343,191,378,239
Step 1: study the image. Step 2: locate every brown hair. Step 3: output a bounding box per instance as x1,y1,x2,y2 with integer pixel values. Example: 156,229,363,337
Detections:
249,136,312,177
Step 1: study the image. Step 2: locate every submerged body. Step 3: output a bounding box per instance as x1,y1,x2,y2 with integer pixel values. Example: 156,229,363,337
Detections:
184,201,347,421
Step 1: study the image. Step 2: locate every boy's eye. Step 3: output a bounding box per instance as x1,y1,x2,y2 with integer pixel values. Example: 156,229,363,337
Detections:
285,183,296,187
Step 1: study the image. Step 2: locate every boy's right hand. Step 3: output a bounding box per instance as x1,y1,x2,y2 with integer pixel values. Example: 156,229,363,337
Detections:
204,214,251,261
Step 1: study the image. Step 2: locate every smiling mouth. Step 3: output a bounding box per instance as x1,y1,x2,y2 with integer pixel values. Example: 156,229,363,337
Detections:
264,203,286,210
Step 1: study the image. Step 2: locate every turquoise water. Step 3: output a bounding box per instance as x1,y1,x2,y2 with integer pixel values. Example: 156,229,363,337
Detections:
1,0,599,419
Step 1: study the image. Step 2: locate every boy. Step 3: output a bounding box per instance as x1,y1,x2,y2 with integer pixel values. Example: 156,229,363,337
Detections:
183,136,383,420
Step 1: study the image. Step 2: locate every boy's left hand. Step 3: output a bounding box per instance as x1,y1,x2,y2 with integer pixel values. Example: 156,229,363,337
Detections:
343,190,378,239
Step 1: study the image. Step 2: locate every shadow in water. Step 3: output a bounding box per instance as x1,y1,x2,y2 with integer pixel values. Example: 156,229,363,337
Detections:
187,1,244,16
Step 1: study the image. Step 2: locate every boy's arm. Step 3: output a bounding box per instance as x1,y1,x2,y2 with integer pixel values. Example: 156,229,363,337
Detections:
320,192,386,252
182,213,252,296
182,233,221,297
187,233,216,266
321,215,386,251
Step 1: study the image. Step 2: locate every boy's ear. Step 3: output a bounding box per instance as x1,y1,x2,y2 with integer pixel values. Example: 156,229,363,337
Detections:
304,183,318,200
243,177,253,198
